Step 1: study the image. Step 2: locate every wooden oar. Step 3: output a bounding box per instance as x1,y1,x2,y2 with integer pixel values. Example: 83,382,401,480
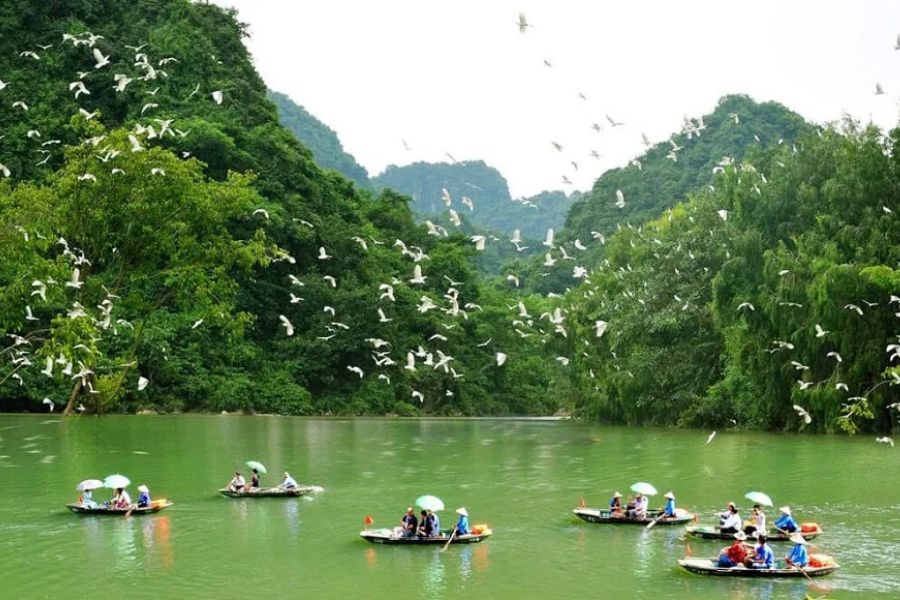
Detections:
441,526,457,552
124,504,134,518
645,513,665,530
785,557,814,583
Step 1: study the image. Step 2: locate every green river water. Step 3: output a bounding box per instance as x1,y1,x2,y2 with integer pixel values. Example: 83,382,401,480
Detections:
1,415,898,599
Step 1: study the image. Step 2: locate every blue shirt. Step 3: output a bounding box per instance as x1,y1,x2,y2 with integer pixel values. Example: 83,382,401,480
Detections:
786,543,808,567
775,514,798,532
753,544,774,568
138,491,151,507
456,515,469,535
663,498,676,517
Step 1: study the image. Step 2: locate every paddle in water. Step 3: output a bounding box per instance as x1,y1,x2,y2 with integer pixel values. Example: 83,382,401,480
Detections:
441,526,457,552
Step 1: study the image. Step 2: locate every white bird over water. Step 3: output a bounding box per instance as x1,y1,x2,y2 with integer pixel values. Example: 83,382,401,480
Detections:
876,436,895,447
793,404,812,424
42,398,55,412
706,431,716,444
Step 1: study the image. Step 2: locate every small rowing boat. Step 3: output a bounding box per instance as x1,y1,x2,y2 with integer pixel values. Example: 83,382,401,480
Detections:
67,499,173,515
678,557,839,578
573,507,694,525
360,527,493,545
218,486,316,498
685,524,823,541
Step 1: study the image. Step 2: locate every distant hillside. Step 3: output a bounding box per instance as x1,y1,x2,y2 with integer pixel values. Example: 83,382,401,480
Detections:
269,90,370,188
372,160,578,238
564,94,812,242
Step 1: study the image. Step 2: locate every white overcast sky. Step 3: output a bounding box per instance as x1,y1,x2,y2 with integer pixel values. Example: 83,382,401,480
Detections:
214,0,900,198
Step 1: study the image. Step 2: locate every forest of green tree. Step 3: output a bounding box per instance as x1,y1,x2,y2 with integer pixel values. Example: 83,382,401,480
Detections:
0,1,896,433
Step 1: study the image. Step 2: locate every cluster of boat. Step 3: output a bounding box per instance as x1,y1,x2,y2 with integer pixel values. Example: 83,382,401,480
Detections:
64,472,840,576
573,484,839,579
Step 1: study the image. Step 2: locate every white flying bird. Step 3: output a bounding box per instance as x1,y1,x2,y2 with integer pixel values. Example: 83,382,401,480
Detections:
279,314,294,336
137,376,149,391
211,90,223,105
615,189,625,209
92,47,110,68
496,352,507,366
793,404,812,424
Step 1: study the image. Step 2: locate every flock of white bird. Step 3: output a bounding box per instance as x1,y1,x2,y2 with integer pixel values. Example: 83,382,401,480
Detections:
0,14,896,448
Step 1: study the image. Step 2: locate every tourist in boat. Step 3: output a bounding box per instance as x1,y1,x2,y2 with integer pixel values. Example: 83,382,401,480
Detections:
624,495,637,517
136,484,151,508
249,468,261,490
427,509,440,536
716,531,750,567
280,472,298,490
745,504,766,536
227,472,245,492
774,506,798,533
634,493,649,519
718,501,736,526
111,487,131,509
748,534,774,569
785,533,809,568
609,491,624,515
661,491,677,518
417,510,435,537
455,507,470,535
81,488,97,509
400,507,418,538
719,504,742,534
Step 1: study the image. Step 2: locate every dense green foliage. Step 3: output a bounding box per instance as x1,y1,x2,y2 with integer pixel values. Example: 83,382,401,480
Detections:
0,0,562,417
558,123,899,432
372,160,578,238
268,90,370,188
565,95,811,241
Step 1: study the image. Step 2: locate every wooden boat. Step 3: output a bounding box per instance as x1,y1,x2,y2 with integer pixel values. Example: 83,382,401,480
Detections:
67,499,173,515
573,507,695,525
678,557,839,578
360,528,493,545
218,486,316,498
685,524,823,541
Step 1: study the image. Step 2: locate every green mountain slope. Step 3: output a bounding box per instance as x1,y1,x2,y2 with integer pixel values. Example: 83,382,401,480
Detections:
564,94,811,242
0,0,561,417
268,90,370,188
372,160,578,238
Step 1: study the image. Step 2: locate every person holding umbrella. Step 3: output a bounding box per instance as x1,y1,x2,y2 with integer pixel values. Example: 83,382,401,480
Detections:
245,461,267,491
76,479,103,508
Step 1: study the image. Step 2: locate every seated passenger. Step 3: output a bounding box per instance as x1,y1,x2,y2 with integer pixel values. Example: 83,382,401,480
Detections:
455,507,470,535
717,531,749,567
775,506,798,533
609,491,623,515
745,504,766,535
112,487,131,510
418,510,435,537
749,534,774,569
227,472,245,492
249,468,261,490
718,501,736,526
662,491,676,518
785,533,809,568
400,507,418,538
137,484,151,508
720,504,742,534
428,509,440,536
632,493,648,519
280,472,298,490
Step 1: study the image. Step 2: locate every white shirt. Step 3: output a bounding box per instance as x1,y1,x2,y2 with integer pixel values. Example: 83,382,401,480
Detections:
722,512,742,530
754,511,766,531
635,496,649,517
281,475,297,489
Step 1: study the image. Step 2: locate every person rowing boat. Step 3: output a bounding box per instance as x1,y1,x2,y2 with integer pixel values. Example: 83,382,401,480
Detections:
775,506,798,533
785,533,809,568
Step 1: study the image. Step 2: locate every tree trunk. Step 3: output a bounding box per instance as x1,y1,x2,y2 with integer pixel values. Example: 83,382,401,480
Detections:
62,379,82,416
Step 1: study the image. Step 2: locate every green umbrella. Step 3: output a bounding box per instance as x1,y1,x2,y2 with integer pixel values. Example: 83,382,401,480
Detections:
245,460,267,475
630,482,658,496
415,495,445,511
744,491,774,507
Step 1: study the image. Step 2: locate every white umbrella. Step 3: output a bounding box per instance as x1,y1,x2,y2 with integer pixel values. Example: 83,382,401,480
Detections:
630,482,658,496
744,491,774,507
415,495,445,512
103,474,130,489
76,479,104,491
